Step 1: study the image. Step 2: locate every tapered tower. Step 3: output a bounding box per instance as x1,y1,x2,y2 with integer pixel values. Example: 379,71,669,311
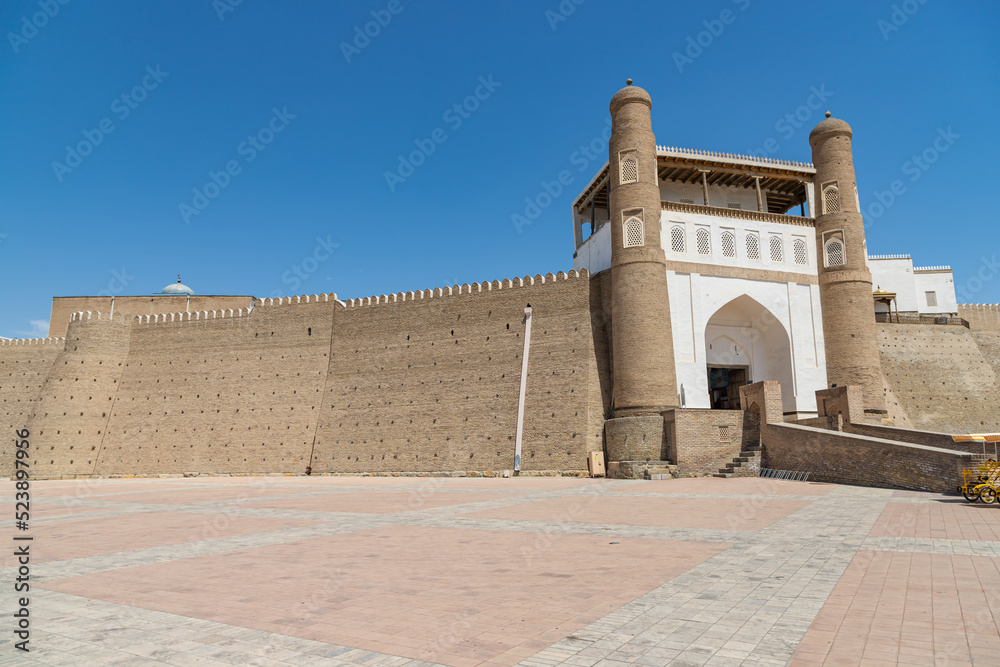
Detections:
810,112,886,414
608,81,677,416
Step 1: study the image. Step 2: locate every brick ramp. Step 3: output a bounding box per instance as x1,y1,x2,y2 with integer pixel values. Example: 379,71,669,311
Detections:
762,422,972,493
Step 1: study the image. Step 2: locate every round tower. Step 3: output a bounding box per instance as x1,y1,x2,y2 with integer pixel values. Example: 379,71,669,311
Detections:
607,81,678,416
809,112,886,414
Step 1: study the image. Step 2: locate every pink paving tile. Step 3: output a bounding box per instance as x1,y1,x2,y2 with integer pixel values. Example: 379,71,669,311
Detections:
870,500,1000,541
433,477,606,490
107,486,312,505
30,481,192,498
242,490,511,514
12,512,316,564
791,551,1000,666
610,476,835,496
40,525,729,666
31,504,111,519
462,494,809,531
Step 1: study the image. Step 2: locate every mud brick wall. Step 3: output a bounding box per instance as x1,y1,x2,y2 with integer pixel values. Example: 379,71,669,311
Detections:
877,324,1000,434
14,271,604,479
49,295,255,338
959,304,1000,332
971,332,1000,380
22,315,133,478
0,339,65,477
311,272,604,475
94,299,333,476
762,422,972,493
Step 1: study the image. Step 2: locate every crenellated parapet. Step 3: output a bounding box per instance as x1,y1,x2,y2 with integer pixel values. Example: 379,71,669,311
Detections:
0,337,66,346
256,293,340,307
959,303,1000,331
339,270,588,309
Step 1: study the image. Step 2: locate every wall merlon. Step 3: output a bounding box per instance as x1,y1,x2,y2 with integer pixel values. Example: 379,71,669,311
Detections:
338,270,587,310
0,337,67,347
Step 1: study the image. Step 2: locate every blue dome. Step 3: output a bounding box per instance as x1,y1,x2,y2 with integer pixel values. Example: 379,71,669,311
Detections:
161,278,194,295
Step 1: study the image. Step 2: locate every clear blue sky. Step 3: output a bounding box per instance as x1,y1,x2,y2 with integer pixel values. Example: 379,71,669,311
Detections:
1,0,997,338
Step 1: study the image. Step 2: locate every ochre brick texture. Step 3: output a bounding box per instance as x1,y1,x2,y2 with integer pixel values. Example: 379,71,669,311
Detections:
0,340,64,477
5,272,607,479
762,422,972,493
668,409,744,476
878,323,1000,434
48,295,255,338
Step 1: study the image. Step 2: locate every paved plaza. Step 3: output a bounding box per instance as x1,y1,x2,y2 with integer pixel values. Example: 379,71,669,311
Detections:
3,475,1000,666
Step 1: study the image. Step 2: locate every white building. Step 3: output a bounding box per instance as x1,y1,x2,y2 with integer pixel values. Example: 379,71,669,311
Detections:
571,146,956,419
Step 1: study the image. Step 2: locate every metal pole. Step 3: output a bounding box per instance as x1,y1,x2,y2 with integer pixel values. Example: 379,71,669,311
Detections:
514,306,533,473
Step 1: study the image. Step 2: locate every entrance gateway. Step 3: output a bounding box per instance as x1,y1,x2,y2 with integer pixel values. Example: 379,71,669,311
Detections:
708,366,747,410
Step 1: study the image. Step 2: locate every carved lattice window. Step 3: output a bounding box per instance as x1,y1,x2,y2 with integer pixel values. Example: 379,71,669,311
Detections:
822,182,841,215
793,238,808,265
746,233,760,260
769,235,783,263
825,239,845,267
721,230,736,258
671,226,686,253
696,228,711,255
623,217,644,248
620,151,638,185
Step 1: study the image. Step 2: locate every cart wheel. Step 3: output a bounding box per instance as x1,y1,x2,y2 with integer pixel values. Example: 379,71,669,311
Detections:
981,487,997,504
964,487,982,502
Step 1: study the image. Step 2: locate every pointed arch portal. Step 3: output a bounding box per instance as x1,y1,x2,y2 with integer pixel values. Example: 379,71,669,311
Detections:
704,295,795,413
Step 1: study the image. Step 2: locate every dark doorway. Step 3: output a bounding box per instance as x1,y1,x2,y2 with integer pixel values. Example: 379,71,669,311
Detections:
708,366,748,410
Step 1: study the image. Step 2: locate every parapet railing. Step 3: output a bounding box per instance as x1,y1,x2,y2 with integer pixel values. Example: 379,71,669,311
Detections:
656,146,815,171
661,201,814,227
876,313,970,328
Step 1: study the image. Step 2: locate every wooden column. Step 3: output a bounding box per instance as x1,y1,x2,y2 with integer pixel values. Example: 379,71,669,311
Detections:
700,170,710,206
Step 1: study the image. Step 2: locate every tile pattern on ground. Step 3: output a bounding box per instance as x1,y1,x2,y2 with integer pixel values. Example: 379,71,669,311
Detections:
0,475,995,666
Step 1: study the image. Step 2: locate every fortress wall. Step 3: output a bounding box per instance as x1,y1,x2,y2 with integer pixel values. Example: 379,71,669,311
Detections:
49,295,256,338
95,299,334,476
0,339,65,477
877,323,1000,434
312,271,603,474
22,314,133,478
971,331,1000,380
959,304,1000,331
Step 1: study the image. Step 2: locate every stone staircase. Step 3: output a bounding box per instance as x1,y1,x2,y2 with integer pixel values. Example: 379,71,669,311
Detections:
713,444,762,478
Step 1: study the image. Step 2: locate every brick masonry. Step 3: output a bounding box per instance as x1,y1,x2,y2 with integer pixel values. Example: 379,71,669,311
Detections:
48,295,255,339
6,279,1000,480
3,272,609,479
959,303,1000,331
877,323,1000,433
667,408,745,476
